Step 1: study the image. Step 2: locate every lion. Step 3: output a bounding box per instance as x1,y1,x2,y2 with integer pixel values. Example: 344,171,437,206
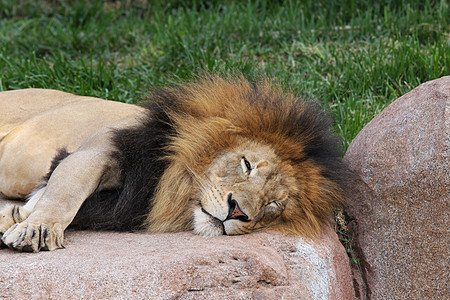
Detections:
0,76,345,252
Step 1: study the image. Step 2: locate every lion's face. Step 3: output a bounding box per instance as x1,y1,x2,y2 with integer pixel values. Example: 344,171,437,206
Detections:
146,77,343,238
193,141,294,236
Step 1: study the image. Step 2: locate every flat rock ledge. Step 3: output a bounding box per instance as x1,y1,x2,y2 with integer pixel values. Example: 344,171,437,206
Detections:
0,209,354,299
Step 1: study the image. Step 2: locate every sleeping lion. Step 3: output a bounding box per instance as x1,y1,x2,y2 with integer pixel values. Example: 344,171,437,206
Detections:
0,76,345,252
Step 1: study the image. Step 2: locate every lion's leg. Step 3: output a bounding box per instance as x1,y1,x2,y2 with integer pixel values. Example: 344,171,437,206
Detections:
1,131,121,252
2,185,72,252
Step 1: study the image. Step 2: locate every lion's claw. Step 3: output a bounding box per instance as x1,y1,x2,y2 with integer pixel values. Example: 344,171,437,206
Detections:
1,222,64,252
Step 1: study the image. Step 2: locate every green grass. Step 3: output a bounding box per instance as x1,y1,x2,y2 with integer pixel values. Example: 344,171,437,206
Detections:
0,0,448,150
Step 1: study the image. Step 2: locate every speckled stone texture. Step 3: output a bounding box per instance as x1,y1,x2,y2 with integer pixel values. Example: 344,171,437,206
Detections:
343,76,449,299
0,198,354,299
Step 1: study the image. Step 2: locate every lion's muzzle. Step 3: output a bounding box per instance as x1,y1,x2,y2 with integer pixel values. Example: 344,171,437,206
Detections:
199,193,251,236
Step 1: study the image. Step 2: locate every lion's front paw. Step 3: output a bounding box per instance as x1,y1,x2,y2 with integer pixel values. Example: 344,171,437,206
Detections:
1,222,65,252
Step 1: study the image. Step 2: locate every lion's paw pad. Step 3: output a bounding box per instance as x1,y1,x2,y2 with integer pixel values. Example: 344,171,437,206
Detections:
1,222,64,252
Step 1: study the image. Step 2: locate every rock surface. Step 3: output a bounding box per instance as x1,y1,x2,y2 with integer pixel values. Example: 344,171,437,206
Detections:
343,76,449,299
0,200,354,300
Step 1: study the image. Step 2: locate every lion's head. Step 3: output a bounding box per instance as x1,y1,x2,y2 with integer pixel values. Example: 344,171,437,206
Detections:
193,141,292,236
145,76,345,238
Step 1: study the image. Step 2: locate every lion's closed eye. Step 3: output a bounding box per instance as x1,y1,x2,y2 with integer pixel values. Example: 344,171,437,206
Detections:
264,201,284,218
268,201,282,209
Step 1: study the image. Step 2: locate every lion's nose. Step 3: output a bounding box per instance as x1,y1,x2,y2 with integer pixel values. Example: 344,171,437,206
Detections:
226,193,250,222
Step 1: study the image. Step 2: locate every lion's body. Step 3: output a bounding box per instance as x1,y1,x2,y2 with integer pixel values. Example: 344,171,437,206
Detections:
0,89,145,199
0,77,345,252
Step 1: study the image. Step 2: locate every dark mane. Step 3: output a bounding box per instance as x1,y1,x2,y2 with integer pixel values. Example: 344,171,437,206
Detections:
70,98,177,230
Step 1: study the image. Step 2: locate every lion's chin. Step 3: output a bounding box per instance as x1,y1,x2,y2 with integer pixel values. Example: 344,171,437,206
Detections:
192,208,225,237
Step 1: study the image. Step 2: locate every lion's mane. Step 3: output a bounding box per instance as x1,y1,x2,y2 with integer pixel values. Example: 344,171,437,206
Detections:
70,76,345,238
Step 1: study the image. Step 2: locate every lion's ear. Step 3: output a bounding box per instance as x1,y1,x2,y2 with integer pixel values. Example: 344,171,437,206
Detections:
256,160,268,169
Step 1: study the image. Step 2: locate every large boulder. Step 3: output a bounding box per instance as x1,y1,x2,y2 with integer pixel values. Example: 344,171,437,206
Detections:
0,198,354,299
343,76,449,299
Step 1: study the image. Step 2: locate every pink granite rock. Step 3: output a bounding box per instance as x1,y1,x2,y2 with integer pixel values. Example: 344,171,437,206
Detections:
343,76,449,299
0,200,353,300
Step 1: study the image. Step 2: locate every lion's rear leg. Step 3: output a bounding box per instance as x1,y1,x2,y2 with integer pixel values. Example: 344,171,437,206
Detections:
0,205,31,247
0,187,43,248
